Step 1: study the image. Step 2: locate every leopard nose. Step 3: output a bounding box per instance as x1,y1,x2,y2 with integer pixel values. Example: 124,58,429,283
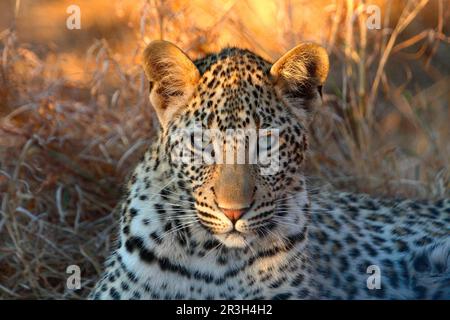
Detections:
219,207,249,223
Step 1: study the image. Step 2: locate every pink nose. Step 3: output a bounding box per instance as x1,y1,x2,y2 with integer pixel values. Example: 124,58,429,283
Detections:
220,207,248,223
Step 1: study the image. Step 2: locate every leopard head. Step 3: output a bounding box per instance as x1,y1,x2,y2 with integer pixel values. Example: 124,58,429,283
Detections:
143,41,329,248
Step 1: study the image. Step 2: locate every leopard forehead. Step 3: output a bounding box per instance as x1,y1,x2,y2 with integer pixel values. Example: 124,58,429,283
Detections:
194,47,270,77
189,48,275,127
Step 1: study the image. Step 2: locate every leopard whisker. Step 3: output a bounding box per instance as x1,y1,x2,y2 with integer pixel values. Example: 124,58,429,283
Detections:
155,220,199,241
203,241,224,259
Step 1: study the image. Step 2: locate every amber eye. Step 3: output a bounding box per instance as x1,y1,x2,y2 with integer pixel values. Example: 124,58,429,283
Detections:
257,129,280,168
190,132,200,151
181,129,214,165
258,130,277,153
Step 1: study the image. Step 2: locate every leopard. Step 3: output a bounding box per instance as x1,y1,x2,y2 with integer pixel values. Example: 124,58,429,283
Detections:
89,40,450,300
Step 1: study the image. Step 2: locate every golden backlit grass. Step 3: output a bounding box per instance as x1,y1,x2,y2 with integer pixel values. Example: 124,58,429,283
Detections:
0,0,449,299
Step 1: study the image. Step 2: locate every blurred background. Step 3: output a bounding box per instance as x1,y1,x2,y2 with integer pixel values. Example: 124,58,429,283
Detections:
0,0,449,299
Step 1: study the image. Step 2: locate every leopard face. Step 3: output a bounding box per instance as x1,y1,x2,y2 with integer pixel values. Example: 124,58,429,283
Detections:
143,41,329,248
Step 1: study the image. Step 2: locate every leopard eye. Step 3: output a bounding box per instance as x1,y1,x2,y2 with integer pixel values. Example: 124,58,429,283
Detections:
258,130,276,152
257,129,280,167
182,129,214,165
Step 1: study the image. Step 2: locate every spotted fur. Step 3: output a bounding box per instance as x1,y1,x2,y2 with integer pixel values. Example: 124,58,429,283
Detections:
90,43,450,300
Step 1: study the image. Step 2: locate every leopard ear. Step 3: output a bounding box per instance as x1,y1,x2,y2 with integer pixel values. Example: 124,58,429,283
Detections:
270,43,329,116
143,40,200,128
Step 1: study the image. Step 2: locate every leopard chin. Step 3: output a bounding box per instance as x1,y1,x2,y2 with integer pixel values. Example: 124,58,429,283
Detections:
214,231,254,248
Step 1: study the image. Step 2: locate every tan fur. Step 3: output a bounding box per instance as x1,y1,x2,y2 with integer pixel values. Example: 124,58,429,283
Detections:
270,43,329,120
142,40,200,127
270,43,329,86
213,164,255,210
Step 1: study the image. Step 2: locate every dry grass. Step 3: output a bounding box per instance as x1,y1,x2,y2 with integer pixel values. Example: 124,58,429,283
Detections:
0,0,449,299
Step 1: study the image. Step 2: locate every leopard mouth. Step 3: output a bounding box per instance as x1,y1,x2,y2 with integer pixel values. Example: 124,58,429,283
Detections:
195,205,277,238
224,222,273,238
